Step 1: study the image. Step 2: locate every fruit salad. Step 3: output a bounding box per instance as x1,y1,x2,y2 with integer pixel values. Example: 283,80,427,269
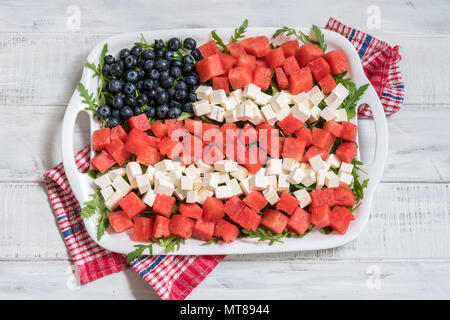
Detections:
79,20,369,260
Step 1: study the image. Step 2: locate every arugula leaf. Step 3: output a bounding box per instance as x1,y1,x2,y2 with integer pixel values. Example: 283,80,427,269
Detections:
334,75,369,119
157,234,185,253
310,25,327,52
211,30,230,53
273,25,326,52
177,112,194,121
77,83,97,112
81,191,101,218
351,159,370,203
202,238,220,246
241,227,285,245
273,26,304,42
126,243,153,263
231,19,248,43
96,207,109,240
87,169,98,179
135,33,153,49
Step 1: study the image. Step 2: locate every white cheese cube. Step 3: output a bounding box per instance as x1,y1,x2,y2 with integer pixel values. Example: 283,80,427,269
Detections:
316,169,327,189
230,88,243,104
186,190,198,203
255,167,266,176
209,89,228,105
214,160,237,173
300,163,312,171
193,100,211,116
292,92,309,105
95,174,112,189
281,90,295,104
203,172,218,190
111,176,131,195
215,186,233,199
249,109,264,125
142,189,156,207
167,170,182,187
334,108,348,122
243,99,258,119
309,105,321,122
221,96,237,111
326,154,342,169
129,177,138,190
224,109,237,123
236,103,247,121
227,178,243,196
195,159,214,173
332,83,350,100
254,92,272,106
270,91,290,111
324,92,343,110
262,186,280,205
184,164,199,178
277,174,290,192
154,159,174,172
339,172,354,187
266,175,278,189
208,105,225,122
195,86,213,100
293,189,311,208
154,179,175,196
126,161,142,178
146,165,155,185
216,172,230,184
174,187,187,201
276,105,291,121
105,191,124,211
287,167,306,184
301,169,316,187
100,186,114,200
135,174,151,194
282,158,299,173
197,188,214,205
291,102,311,122
309,154,327,171
339,162,354,174
108,168,126,181
319,107,337,121
266,158,282,175
249,175,267,191
243,83,261,100
180,176,194,191
325,171,340,188
239,177,252,195
308,86,324,105
261,104,278,125
193,177,203,190
154,170,168,184
230,165,249,181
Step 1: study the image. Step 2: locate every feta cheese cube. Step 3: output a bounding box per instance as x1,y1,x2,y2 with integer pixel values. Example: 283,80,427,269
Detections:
339,162,354,174
95,174,112,189
230,165,249,181
243,83,261,100
142,189,156,207
111,176,131,195
221,96,238,111
167,170,182,186
326,154,342,169
126,162,142,179
193,100,211,116
339,172,353,187
105,191,124,211
154,159,174,172
193,177,203,190
276,104,291,121
270,91,290,111
100,186,114,200
301,169,316,187
249,175,267,191
236,103,247,121
249,108,264,125
180,176,193,191
207,105,224,121
203,172,218,190
214,160,237,173
261,104,278,125
146,165,155,185
209,89,228,105
325,171,340,188
292,92,309,105
227,178,243,196
308,86,324,105
154,179,175,196
255,167,266,176
316,169,327,189
108,168,126,181
254,92,272,106
293,189,312,208
239,177,252,195
174,187,187,201
334,108,348,122
216,172,230,184
332,83,350,100
324,92,343,110
195,86,213,100
266,158,282,175
184,164,199,178
135,174,151,194
309,154,327,171
195,159,214,173
287,167,306,184
282,158,299,173
319,106,337,121
277,174,290,192
266,175,278,189
262,186,280,205
215,186,233,199
197,188,214,205
224,109,237,123
186,190,198,203
291,102,311,122
230,88,243,104
309,105,321,122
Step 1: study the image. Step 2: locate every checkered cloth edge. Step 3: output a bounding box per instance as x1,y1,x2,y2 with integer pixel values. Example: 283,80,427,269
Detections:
44,145,224,300
325,17,405,118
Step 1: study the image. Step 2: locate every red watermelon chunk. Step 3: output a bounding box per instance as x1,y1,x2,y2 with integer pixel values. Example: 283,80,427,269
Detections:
276,191,300,215
228,67,253,89
283,55,300,76
202,197,225,222
310,189,336,208
238,123,258,145
92,128,111,151
132,217,154,242
282,137,306,161
323,120,343,137
212,76,230,93
340,121,358,142
128,114,151,131
329,206,355,234
312,127,335,151
224,196,247,221
237,54,256,72
275,67,289,90
253,66,272,91
152,215,171,239
333,186,357,206
192,218,216,241
289,67,313,94
240,36,271,58
261,209,289,234
278,114,305,136
308,57,331,81
288,208,311,235
233,206,261,231
265,47,285,69
179,203,203,220
243,190,268,213
105,137,131,166
294,127,313,146
119,192,146,218
295,43,324,67
169,215,194,239
255,59,268,68
151,120,168,138
227,42,246,58
125,128,156,155
90,150,116,173
219,52,237,72
214,219,240,243
165,119,185,138
325,50,350,75
153,194,176,218
196,53,225,82
109,210,133,233
203,143,224,165
136,146,161,166
199,40,220,58
318,73,337,94
302,145,328,163
336,142,357,163
281,40,299,57
110,125,127,142
184,118,202,135
159,137,182,159
311,205,330,228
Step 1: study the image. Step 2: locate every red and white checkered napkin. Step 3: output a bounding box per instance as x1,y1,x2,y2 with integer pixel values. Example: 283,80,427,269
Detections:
44,145,224,300
325,18,405,117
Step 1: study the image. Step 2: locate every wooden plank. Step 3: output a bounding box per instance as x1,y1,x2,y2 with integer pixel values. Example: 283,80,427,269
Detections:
1,260,449,299
0,34,447,106
0,105,448,183
0,182,448,260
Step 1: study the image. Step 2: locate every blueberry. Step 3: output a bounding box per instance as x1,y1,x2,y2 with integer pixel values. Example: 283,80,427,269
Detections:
175,89,187,102
137,94,149,107
149,69,160,80
135,80,143,91
190,48,201,60
183,38,197,51
124,96,137,107
110,63,123,77
160,75,174,89
104,55,115,65
156,105,169,119
155,86,165,94
120,106,134,119
130,45,143,56
133,106,142,115
188,92,197,102
108,117,120,128
112,95,124,109
182,63,195,75
182,102,194,113
145,106,156,118
124,70,139,82
111,109,121,120
169,66,182,78
97,105,112,118
160,70,170,79
143,78,155,90
137,69,146,79
189,84,199,93
116,91,125,99
155,59,170,71
119,48,131,60
171,60,183,68
167,38,181,51
123,55,137,69
169,99,182,109
155,50,164,59
184,75,198,86
108,80,122,94
182,55,194,65
167,107,181,119
167,87,176,98
106,97,113,106
146,88,157,99
141,49,155,60
175,81,187,91
123,82,137,96
143,59,155,72
102,64,111,76
164,50,175,61
154,39,165,50
116,60,124,70
156,91,169,104
148,99,156,107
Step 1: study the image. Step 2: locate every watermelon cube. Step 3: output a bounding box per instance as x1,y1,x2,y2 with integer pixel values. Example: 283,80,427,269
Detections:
243,190,268,213
237,54,256,72
233,206,261,231
278,114,305,136
151,120,168,138
152,215,171,239
227,42,246,58
224,196,247,221
283,56,300,76
132,217,154,242
324,50,350,75
214,219,240,243
295,43,324,67
125,128,155,155
240,36,271,58
301,145,328,163
318,73,337,94
128,114,151,132
238,123,258,145
228,67,253,89
92,128,111,151
311,205,330,228
255,59,268,68
265,47,285,69
108,210,133,233
202,197,225,222
276,191,300,215
179,203,203,220
261,209,289,234
287,208,311,235
253,66,272,91
184,118,202,135
198,40,220,58
153,194,176,218
169,215,194,239
340,121,358,142
105,137,130,166
158,137,182,159
165,119,185,138
90,151,116,173
281,40,299,57
329,206,355,234
310,189,336,208
335,142,357,163
192,218,216,241
136,146,161,166
289,67,313,94
308,57,331,81
202,143,224,165
294,127,313,146
323,120,343,137
312,127,335,151
212,76,230,93
333,186,357,206
119,192,146,218
219,52,237,72
281,137,306,161
110,125,127,142
275,67,289,90
196,53,225,83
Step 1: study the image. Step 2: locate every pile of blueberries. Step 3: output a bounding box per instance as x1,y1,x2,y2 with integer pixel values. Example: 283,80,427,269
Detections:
96,37,201,128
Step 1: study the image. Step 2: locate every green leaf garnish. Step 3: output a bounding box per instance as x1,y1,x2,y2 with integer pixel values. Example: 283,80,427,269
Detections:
177,112,194,121
334,74,369,119
231,19,248,43
211,30,230,53
135,33,153,49
77,83,97,112
157,234,185,253
273,25,326,52
310,25,327,52
81,191,101,218
96,207,109,240
126,243,153,263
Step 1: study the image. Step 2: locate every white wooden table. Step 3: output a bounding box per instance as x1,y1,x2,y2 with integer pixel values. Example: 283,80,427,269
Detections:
0,0,449,299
